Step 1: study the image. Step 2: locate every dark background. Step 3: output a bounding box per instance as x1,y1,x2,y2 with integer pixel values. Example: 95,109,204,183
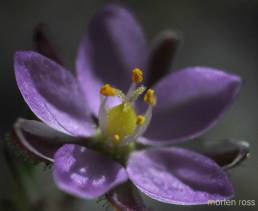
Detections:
0,0,257,210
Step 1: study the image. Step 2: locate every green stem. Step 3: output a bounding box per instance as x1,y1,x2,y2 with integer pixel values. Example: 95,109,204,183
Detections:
3,139,31,211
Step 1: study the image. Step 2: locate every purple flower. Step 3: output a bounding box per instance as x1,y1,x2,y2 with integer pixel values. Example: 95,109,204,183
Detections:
13,4,241,206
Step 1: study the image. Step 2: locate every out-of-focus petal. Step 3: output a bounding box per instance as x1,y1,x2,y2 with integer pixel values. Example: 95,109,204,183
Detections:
33,23,64,65
106,182,147,211
191,139,250,170
15,51,96,136
139,67,241,145
147,31,181,87
76,4,147,115
53,144,128,199
12,118,83,162
127,147,234,205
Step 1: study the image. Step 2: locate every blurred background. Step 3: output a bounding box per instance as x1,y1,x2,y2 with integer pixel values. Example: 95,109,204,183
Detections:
0,0,257,210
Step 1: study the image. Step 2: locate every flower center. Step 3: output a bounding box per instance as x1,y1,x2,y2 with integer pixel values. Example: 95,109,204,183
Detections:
106,103,137,140
98,68,157,145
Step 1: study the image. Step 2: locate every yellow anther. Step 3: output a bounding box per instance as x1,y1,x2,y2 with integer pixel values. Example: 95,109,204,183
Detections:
112,134,121,145
132,68,143,84
100,84,117,96
136,115,145,125
144,89,157,106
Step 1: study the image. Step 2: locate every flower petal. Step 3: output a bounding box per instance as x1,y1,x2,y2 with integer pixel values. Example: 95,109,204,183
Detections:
76,4,147,115
15,51,96,136
53,144,128,199
33,23,64,65
127,147,234,205
140,67,241,145
192,139,250,170
12,118,82,162
105,182,147,211
147,31,180,87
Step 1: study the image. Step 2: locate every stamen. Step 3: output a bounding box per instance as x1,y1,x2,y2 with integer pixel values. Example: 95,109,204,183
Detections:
100,84,117,96
115,89,126,102
144,89,157,106
98,96,108,132
136,105,153,136
112,134,121,145
123,106,153,145
126,83,136,98
128,86,146,102
132,68,143,84
136,115,145,125
100,84,126,101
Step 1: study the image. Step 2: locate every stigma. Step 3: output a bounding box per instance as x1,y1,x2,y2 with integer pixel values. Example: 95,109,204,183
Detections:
98,68,157,145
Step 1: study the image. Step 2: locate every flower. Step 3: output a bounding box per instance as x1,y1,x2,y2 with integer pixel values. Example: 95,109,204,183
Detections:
13,4,242,206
